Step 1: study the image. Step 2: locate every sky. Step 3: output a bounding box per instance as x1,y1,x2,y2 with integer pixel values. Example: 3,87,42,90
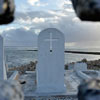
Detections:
1,0,100,48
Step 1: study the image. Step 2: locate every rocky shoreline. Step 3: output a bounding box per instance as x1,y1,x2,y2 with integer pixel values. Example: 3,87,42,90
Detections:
8,61,37,73
65,59,100,70
8,59,100,72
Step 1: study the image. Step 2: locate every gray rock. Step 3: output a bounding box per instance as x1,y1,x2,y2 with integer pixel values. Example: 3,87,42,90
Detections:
0,81,24,100
0,0,15,24
71,0,100,21
78,79,100,100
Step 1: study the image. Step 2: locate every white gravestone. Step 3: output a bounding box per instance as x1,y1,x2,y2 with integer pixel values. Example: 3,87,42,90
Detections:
68,64,74,70
74,62,87,71
36,28,66,93
0,35,7,80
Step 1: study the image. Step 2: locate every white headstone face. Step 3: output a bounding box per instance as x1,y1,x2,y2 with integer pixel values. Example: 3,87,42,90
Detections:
0,35,7,80
36,28,66,93
68,64,74,70
74,62,87,71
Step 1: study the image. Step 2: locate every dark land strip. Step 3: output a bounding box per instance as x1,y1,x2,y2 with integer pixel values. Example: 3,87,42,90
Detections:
26,50,100,55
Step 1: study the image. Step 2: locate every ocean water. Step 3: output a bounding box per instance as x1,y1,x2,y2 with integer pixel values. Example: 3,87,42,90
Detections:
5,47,100,68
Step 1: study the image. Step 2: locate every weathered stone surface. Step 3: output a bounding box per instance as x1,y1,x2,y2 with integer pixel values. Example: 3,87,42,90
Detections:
37,28,65,93
74,62,87,71
68,64,74,70
0,81,24,100
0,35,7,80
25,95,77,100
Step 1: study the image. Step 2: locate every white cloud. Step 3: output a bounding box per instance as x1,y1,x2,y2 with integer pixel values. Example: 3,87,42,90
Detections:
2,28,38,47
27,0,48,7
0,27,16,34
2,8,100,48
28,0,39,6
22,26,30,30
32,17,45,23
48,10,67,17
17,18,32,24
35,2,48,7
72,17,80,22
34,29,41,35
16,17,45,24
65,8,74,12
60,0,74,12
64,0,72,5
65,42,76,47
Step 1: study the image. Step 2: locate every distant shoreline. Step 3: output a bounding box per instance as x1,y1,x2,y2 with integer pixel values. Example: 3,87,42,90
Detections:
8,58,100,72
26,50,100,55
